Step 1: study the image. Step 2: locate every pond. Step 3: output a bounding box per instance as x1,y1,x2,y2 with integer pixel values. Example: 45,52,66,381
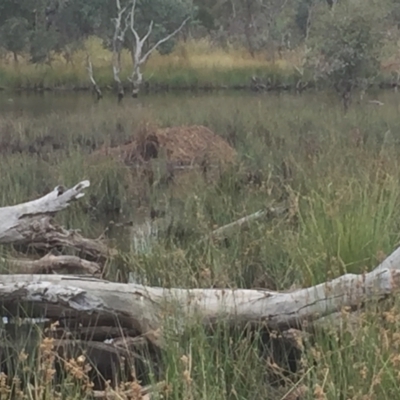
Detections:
0,88,364,117
0,87,395,116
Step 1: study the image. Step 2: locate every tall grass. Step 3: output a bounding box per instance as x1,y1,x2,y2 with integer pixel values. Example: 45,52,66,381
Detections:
1,36,400,91
1,89,400,397
0,37,304,90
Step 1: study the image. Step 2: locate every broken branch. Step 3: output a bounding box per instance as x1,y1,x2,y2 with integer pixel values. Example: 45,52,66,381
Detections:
127,2,190,96
0,245,399,340
0,180,89,244
3,254,101,275
141,17,190,65
86,56,102,100
0,180,109,262
209,205,287,240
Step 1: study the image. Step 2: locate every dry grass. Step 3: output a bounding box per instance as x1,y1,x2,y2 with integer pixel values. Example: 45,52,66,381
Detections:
1,34,400,90
0,36,296,72
0,37,302,89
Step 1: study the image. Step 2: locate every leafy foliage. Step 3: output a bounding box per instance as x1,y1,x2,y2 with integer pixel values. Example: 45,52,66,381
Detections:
0,0,194,64
308,0,386,94
0,17,29,59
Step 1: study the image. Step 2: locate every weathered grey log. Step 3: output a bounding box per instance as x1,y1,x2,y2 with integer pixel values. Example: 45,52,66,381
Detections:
209,205,287,240
2,254,101,275
0,245,398,342
0,180,109,262
0,181,89,243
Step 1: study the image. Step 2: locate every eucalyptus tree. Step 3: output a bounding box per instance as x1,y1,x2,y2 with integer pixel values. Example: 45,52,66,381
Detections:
95,0,194,99
307,0,387,110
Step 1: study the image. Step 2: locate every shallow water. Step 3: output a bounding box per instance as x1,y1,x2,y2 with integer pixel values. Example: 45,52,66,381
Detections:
0,87,398,118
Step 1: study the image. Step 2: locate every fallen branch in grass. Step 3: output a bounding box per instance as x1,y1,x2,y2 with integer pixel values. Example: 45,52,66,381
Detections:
209,205,288,240
0,180,110,263
53,338,146,363
0,181,89,243
0,249,398,341
2,254,101,275
52,326,139,341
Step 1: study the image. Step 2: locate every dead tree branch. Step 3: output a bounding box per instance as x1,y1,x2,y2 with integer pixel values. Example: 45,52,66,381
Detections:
209,205,287,240
0,180,89,244
0,244,399,343
2,254,101,275
112,0,129,102
86,55,102,100
0,180,109,262
127,0,190,97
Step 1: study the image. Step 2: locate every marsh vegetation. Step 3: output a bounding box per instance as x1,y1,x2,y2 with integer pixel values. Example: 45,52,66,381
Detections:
0,89,400,398
3,0,400,397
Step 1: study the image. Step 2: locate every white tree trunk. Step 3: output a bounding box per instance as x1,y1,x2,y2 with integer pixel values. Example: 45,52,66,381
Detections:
0,181,109,262
0,246,398,342
127,0,190,96
0,181,89,244
86,56,102,100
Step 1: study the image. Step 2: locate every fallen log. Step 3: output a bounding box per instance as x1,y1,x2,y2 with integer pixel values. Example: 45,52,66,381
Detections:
0,181,89,244
0,180,110,264
0,245,398,341
2,254,101,275
209,204,288,240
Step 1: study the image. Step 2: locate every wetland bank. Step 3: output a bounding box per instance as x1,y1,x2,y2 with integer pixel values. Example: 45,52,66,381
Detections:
1,88,400,398
4,0,400,396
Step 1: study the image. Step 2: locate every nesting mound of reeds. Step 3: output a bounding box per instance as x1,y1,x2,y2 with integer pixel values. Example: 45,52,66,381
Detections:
95,123,236,168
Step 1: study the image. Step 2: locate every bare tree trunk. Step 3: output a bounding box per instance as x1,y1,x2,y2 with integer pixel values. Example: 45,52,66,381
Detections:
0,180,109,261
109,0,189,98
0,244,399,344
126,0,190,96
112,0,129,102
129,50,143,98
86,56,102,100
304,2,314,42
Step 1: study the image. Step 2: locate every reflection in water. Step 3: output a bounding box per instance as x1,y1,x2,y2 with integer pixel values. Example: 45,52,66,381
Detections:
0,91,97,116
0,88,396,118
